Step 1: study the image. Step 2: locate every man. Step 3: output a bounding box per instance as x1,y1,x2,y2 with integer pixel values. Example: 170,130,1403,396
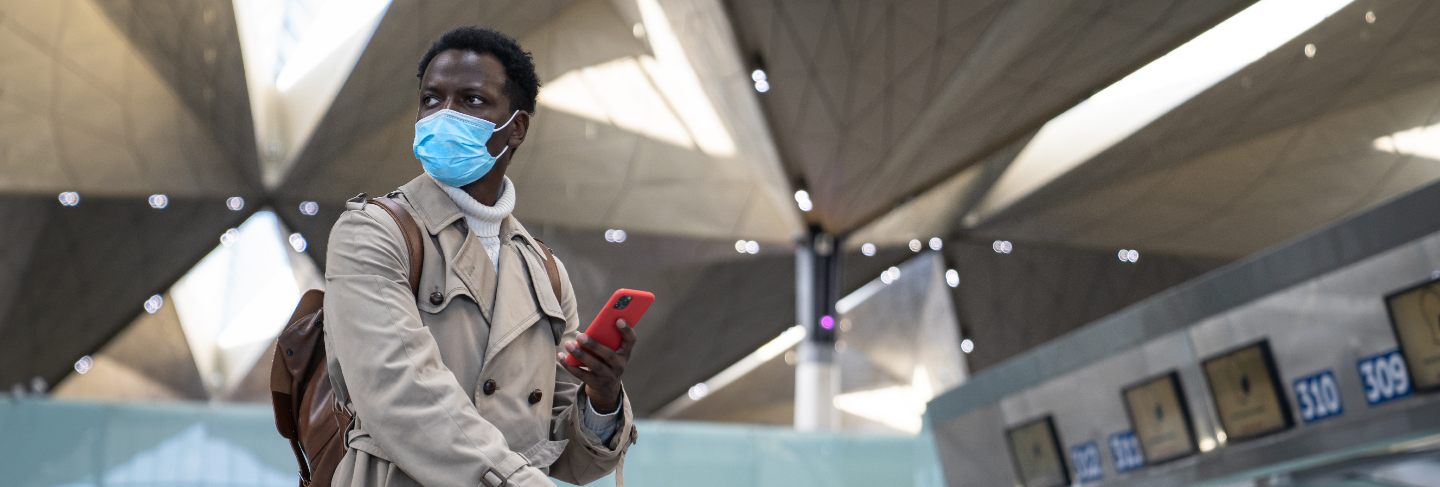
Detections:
323,27,637,486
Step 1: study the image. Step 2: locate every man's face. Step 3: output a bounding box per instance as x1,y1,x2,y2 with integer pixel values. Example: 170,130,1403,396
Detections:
417,49,524,153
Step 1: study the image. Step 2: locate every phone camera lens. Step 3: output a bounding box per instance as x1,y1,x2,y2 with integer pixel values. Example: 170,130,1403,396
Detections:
614,295,632,310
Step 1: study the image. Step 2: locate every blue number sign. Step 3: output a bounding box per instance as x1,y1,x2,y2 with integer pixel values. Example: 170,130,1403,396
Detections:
1069,441,1103,483
1108,431,1145,474
1292,370,1343,423
1357,350,1412,405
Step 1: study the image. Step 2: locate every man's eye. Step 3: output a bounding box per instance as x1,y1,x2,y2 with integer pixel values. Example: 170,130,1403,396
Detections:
421,95,438,106
466,96,483,105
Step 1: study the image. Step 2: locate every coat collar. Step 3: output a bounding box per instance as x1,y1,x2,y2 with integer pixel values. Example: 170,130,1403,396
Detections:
398,174,546,255
399,174,465,236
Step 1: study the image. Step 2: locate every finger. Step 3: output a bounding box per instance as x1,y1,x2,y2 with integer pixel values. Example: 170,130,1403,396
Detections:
566,339,614,375
576,334,622,368
558,352,597,383
615,319,638,356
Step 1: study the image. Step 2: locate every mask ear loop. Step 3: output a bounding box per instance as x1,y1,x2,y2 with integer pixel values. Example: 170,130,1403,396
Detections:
490,110,525,158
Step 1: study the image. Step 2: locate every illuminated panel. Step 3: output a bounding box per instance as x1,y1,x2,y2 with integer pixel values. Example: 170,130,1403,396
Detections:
1005,416,1070,487
1202,340,1293,441
1122,371,1197,463
1385,278,1440,391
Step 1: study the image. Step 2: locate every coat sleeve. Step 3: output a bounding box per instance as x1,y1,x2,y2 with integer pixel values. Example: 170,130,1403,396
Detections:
324,205,554,487
545,256,637,485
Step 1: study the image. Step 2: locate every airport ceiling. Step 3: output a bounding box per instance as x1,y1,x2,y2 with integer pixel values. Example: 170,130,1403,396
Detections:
3,0,1438,415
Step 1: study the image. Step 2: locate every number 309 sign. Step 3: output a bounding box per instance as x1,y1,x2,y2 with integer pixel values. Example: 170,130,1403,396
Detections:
1357,350,1412,406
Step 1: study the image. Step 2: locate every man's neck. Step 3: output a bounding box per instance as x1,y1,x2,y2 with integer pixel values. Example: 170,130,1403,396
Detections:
461,169,507,206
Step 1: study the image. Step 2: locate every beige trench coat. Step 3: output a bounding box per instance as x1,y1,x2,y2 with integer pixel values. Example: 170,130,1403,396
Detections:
322,174,635,486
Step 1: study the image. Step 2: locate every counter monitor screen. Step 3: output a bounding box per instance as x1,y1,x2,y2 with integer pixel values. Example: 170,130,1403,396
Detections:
1005,416,1069,487
1385,278,1440,391
1202,340,1293,441
1122,371,1197,463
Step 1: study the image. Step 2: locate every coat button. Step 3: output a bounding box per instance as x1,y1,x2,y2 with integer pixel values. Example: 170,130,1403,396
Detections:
528,389,543,405
483,379,497,395
429,292,443,305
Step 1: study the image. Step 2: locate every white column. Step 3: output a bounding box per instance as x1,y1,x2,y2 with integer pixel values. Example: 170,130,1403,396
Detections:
794,233,838,431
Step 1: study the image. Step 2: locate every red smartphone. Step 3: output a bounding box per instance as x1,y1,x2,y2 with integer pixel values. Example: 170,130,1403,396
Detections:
565,289,654,368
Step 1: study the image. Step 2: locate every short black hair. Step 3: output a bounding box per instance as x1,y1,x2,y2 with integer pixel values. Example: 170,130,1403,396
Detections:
417,27,539,114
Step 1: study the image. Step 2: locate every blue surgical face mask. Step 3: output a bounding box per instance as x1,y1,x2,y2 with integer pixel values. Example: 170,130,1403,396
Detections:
413,108,520,187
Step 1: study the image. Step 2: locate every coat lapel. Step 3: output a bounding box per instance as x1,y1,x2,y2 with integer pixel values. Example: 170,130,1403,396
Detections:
402,175,499,323
484,217,568,365
447,225,498,323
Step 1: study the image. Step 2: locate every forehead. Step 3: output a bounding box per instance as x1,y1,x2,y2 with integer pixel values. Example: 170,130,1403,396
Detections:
421,49,507,88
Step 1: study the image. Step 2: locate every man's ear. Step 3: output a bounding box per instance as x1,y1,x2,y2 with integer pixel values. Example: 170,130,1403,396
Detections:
507,110,531,150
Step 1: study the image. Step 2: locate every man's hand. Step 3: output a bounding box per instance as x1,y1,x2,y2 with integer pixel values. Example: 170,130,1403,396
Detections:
558,319,637,413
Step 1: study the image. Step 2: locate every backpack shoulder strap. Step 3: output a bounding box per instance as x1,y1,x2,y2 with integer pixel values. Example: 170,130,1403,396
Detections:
533,238,564,303
369,195,424,298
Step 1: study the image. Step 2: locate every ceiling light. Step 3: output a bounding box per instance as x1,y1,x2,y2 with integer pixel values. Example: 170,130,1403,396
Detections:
929,237,943,251
734,239,747,253
604,229,628,244
971,0,1354,224
58,191,81,207
687,383,710,401
148,194,169,209
945,269,960,288
794,189,812,212
632,23,646,39
745,240,760,254
1117,249,1142,263
144,294,165,314
1303,43,1316,58
992,240,1013,254
299,201,320,216
1365,10,1375,24
74,355,94,375
226,196,245,211
1374,122,1440,161
908,239,922,252
960,338,974,354
288,233,307,253
880,266,902,285
861,243,876,257
220,228,239,246
752,69,770,93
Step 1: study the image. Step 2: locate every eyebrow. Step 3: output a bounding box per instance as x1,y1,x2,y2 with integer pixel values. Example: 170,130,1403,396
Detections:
420,80,496,93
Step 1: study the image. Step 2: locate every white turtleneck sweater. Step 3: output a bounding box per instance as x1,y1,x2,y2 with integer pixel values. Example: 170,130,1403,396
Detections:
436,175,515,271
432,175,621,442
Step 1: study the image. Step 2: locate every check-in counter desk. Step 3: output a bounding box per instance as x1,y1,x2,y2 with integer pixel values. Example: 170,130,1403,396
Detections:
925,183,1440,486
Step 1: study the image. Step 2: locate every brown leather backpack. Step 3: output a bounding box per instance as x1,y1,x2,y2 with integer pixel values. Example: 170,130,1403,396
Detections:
269,192,567,487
